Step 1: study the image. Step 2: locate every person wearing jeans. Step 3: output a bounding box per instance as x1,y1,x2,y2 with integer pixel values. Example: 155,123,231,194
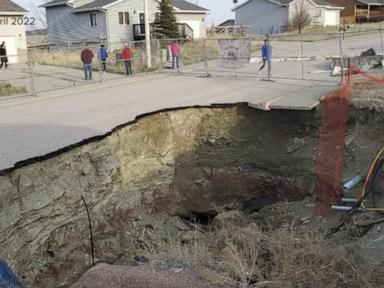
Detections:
258,39,272,78
170,41,181,71
98,44,108,72
122,43,133,76
81,44,94,80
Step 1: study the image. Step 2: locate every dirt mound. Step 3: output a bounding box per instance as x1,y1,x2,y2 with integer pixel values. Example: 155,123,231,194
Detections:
71,263,216,288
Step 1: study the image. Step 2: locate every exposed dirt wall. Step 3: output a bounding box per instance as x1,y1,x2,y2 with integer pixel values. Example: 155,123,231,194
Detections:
0,104,321,287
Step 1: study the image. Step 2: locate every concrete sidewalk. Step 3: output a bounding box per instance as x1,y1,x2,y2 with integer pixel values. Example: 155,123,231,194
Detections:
0,71,336,170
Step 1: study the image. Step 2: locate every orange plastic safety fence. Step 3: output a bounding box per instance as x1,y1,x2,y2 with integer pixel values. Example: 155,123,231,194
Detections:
315,66,384,216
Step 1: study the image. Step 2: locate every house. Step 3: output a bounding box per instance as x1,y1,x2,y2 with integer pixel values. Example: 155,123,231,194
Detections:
41,0,209,46
232,0,344,35
0,0,27,63
217,19,235,27
328,0,384,24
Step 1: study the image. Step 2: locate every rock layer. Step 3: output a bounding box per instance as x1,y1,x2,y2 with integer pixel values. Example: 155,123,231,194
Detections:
0,105,320,287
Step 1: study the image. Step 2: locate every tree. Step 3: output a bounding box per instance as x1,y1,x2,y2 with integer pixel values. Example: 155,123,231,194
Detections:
289,0,311,34
153,0,180,39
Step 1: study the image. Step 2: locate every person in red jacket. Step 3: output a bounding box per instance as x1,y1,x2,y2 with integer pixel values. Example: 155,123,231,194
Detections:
122,43,133,75
170,41,181,70
81,44,94,80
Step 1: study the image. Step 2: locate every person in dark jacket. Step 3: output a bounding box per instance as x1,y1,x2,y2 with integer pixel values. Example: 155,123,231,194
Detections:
0,41,8,70
98,44,108,72
258,39,272,77
81,44,94,80
121,43,133,76
0,259,23,288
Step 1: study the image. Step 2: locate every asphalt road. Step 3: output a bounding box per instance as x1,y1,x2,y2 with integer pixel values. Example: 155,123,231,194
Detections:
0,32,381,170
0,65,335,170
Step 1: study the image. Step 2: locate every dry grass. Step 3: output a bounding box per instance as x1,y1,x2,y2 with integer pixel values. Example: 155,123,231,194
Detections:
30,48,161,74
30,40,261,71
272,21,384,42
351,82,384,110
0,82,27,96
300,21,384,34
145,216,378,288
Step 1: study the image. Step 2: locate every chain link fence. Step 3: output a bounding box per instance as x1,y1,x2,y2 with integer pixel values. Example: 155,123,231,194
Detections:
0,28,383,99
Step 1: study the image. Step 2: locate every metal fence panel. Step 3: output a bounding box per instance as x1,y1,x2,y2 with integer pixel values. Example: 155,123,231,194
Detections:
0,53,32,99
1,28,382,99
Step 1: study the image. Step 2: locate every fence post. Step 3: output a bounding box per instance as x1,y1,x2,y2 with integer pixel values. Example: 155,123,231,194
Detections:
156,39,161,72
27,50,36,97
338,32,344,85
300,34,304,80
379,28,384,76
203,38,210,77
234,57,238,78
347,57,351,85
98,57,103,82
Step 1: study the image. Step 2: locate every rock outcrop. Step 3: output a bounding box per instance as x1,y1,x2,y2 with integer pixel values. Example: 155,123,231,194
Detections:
0,105,320,287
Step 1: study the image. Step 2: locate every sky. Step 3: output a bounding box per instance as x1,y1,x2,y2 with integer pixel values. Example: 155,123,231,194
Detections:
195,0,235,26
13,0,236,30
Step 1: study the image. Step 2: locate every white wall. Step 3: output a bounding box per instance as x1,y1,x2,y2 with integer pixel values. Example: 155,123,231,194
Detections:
288,0,340,26
0,14,27,62
106,0,159,45
175,13,207,39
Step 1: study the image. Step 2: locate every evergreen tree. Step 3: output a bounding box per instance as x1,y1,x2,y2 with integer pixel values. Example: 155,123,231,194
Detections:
153,0,180,39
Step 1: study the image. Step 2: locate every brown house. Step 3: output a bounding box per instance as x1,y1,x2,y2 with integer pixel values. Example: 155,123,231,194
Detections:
328,0,384,23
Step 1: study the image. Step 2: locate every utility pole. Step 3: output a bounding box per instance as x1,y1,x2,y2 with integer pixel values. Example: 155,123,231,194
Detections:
144,0,152,69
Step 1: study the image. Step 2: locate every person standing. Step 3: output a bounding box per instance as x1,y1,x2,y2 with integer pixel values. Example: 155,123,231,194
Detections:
170,41,181,70
81,44,94,80
258,39,272,78
98,44,108,72
122,43,133,76
0,41,8,70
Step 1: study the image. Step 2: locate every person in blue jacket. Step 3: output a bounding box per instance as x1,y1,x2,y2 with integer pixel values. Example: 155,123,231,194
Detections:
98,44,108,72
258,39,272,77
0,259,23,288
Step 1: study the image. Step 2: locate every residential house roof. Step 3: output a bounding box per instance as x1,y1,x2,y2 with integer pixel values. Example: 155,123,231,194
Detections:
357,0,384,5
41,0,71,8
233,0,343,11
71,0,117,12
0,0,27,13
170,0,208,11
44,0,208,12
217,19,235,26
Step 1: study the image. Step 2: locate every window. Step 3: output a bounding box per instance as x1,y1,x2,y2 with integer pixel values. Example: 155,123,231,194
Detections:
125,12,129,24
119,12,124,24
90,12,97,26
119,12,130,25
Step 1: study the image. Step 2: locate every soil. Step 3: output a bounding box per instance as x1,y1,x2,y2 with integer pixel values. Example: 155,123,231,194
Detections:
0,92,383,287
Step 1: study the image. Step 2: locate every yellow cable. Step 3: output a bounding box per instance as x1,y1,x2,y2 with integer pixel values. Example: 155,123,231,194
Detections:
360,147,384,210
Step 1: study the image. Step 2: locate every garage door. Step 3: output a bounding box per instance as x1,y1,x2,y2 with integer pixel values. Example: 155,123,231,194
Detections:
0,36,18,64
324,11,338,26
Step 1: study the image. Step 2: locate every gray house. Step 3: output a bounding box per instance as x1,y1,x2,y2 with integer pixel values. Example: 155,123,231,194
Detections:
233,0,344,35
42,0,209,45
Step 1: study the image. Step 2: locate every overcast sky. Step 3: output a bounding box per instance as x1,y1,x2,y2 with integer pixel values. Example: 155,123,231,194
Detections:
195,0,235,26
13,0,236,29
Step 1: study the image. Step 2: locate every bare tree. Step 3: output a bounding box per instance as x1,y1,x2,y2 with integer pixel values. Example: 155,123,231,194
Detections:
289,0,311,34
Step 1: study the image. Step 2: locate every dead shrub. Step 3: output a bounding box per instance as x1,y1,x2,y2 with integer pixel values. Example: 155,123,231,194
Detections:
145,216,378,288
